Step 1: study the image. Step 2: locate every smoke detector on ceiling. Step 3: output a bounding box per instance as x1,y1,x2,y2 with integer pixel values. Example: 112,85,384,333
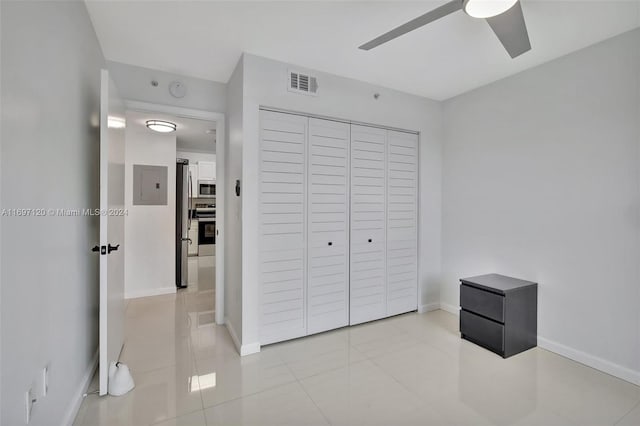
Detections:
169,80,187,98
288,70,318,96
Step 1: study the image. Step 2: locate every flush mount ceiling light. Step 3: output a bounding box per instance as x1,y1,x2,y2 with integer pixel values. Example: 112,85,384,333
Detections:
463,0,518,18
146,120,176,133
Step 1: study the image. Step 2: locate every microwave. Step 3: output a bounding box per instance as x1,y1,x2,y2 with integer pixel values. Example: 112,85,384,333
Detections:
198,180,216,198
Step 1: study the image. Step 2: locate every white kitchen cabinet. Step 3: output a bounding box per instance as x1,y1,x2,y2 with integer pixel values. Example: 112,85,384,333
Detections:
188,220,199,256
198,161,216,181
188,164,198,198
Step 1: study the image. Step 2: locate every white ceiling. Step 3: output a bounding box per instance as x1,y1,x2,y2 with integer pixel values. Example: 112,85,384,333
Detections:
128,111,216,153
86,1,640,100
176,120,216,154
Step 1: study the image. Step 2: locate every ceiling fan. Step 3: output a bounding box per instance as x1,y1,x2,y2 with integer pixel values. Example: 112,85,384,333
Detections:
359,0,531,59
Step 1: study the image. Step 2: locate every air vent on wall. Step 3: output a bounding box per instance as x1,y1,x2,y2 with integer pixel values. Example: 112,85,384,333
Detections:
288,70,318,96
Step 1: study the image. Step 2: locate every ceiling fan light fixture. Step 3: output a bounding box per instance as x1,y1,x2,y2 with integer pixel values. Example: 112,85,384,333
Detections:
146,120,177,133
463,0,518,19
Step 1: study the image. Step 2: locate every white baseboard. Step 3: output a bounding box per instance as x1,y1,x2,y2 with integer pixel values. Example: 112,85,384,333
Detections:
418,303,441,313
434,303,639,385
224,316,241,352
439,302,460,315
224,316,261,357
538,336,640,386
125,286,176,300
240,342,261,356
61,349,99,426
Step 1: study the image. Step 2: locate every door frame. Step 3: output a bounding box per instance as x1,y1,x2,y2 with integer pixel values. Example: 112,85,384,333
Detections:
125,100,226,325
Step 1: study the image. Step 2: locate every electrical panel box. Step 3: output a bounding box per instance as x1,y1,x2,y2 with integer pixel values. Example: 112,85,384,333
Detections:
133,164,168,205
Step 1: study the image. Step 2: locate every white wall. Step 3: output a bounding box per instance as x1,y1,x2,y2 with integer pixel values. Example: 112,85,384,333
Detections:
107,60,226,113
442,29,640,384
239,53,444,348
124,113,177,298
1,1,105,424
224,57,244,348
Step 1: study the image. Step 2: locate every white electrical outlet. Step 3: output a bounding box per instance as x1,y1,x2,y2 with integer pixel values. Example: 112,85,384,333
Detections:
42,365,49,397
25,386,36,423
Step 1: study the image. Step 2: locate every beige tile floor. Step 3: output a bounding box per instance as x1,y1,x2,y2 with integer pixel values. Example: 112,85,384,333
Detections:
75,257,640,425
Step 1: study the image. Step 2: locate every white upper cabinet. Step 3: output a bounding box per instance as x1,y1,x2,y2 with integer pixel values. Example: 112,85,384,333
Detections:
307,118,350,335
198,161,216,181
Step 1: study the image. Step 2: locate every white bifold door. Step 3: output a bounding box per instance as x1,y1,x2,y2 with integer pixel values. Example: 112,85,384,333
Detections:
259,110,418,344
349,125,387,325
307,118,350,334
386,131,419,316
259,111,308,345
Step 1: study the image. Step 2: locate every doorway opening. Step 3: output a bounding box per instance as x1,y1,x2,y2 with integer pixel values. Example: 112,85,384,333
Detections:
175,115,218,322
123,102,225,325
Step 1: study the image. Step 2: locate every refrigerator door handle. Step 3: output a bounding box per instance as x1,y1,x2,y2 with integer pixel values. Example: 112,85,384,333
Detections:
188,171,193,231
177,160,190,288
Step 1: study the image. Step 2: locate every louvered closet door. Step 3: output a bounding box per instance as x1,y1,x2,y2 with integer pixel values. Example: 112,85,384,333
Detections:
386,130,418,315
307,118,350,335
259,110,308,345
349,125,387,325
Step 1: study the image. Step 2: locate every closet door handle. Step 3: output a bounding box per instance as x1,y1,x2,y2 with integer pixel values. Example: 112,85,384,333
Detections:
368,238,373,243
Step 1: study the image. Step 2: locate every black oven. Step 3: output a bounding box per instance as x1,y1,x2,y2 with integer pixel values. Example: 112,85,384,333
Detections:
198,219,216,245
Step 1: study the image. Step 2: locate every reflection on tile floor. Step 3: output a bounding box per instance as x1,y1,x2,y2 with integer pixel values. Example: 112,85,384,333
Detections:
75,259,640,425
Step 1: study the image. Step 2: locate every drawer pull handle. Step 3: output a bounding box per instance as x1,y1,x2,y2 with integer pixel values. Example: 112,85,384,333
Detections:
328,242,333,246
368,238,372,243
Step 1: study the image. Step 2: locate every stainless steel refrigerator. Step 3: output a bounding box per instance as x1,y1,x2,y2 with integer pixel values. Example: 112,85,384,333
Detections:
176,159,191,288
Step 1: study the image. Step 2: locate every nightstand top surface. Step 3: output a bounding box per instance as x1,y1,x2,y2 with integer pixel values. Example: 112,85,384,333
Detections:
460,273,537,294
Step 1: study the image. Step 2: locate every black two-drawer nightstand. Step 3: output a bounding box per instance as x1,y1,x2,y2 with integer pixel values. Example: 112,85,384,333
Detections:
459,274,537,358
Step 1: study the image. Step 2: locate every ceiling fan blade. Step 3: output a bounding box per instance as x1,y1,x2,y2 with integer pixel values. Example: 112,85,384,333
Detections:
359,0,462,50
485,1,531,58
